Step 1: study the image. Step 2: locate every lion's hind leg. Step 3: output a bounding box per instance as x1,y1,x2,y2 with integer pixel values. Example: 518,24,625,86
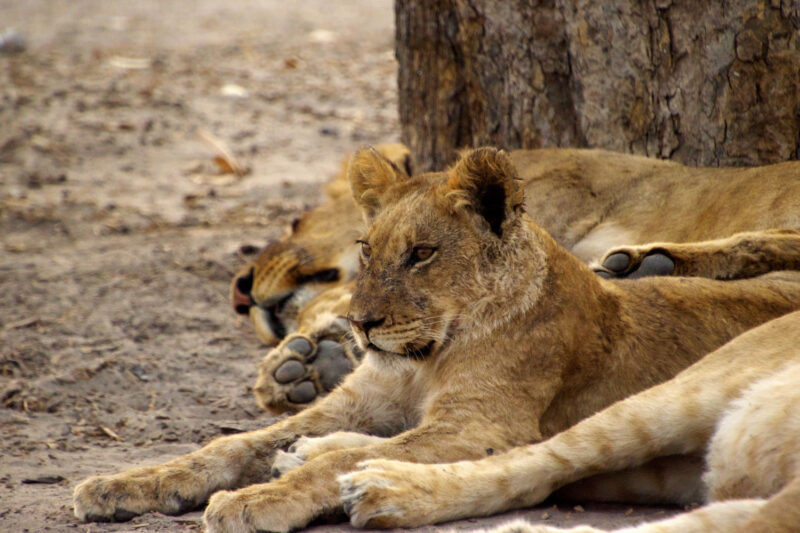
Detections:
253,331,360,413
339,370,719,529
737,478,800,533
253,287,366,413
702,362,800,532
593,229,800,280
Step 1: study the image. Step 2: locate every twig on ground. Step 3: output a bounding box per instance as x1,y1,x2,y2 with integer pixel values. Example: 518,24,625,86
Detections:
100,426,124,441
195,128,248,178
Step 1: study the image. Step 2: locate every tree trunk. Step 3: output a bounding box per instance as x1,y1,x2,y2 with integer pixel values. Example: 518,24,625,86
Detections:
395,0,800,172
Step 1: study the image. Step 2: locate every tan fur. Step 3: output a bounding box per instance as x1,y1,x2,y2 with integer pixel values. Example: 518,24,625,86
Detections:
75,149,800,533
339,311,800,533
236,146,800,412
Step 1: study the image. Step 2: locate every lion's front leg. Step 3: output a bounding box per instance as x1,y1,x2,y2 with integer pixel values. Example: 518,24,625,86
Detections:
201,421,508,533
74,360,409,523
203,449,365,533
272,431,387,478
73,428,291,522
204,476,326,533
339,449,553,529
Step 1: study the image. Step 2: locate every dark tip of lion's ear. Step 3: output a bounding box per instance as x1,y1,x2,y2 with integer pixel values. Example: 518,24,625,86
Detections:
446,147,523,237
385,158,406,178
481,181,506,237
402,154,413,177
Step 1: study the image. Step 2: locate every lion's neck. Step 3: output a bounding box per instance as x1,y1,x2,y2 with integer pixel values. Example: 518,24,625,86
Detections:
460,225,548,339
455,217,622,350
536,221,622,316
508,220,623,341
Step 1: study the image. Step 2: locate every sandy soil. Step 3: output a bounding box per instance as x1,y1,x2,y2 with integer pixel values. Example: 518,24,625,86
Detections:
1,2,678,531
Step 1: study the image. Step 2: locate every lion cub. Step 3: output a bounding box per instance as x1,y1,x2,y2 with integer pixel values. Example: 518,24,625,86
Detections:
74,148,800,533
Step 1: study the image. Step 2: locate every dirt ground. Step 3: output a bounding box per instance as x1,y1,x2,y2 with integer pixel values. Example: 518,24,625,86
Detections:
1,2,679,531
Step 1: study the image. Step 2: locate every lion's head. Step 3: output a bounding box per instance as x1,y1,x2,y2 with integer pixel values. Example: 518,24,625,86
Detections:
231,144,412,344
346,147,547,361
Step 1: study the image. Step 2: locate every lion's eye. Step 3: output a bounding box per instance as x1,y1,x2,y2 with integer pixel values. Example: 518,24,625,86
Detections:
361,242,372,259
411,246,435,263
299,268,340,284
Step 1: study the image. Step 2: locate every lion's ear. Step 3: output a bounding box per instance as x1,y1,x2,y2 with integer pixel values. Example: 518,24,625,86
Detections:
445,147,524,237
375,143,413,177
348,147,407,223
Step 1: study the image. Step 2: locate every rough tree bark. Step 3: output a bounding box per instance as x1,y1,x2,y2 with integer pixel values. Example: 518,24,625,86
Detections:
396,0,800,171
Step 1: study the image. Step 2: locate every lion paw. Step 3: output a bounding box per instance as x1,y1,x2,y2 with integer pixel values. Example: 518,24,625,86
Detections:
339,459,437,528
73,470,197,522
593,247,675,279
254,325,361,413
204,490,257,533
73,476,141,522
204,484,308,533
273,432,385,479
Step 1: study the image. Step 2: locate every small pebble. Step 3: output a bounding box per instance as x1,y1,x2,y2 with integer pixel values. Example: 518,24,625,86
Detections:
0,28,26,55
238,244,260,255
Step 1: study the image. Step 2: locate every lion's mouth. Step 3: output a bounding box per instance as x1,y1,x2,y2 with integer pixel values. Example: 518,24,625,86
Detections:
263,304,287,339
406,340,436,359
250,293,293,342
367,339,436,360
261,294,292,339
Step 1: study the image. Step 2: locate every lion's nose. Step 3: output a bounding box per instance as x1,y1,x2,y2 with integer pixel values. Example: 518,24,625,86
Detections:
232,269,254,315
348,315,385,337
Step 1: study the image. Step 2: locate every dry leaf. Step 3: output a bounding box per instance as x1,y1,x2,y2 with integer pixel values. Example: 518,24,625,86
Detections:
196,129,248,178
213,155,235,174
